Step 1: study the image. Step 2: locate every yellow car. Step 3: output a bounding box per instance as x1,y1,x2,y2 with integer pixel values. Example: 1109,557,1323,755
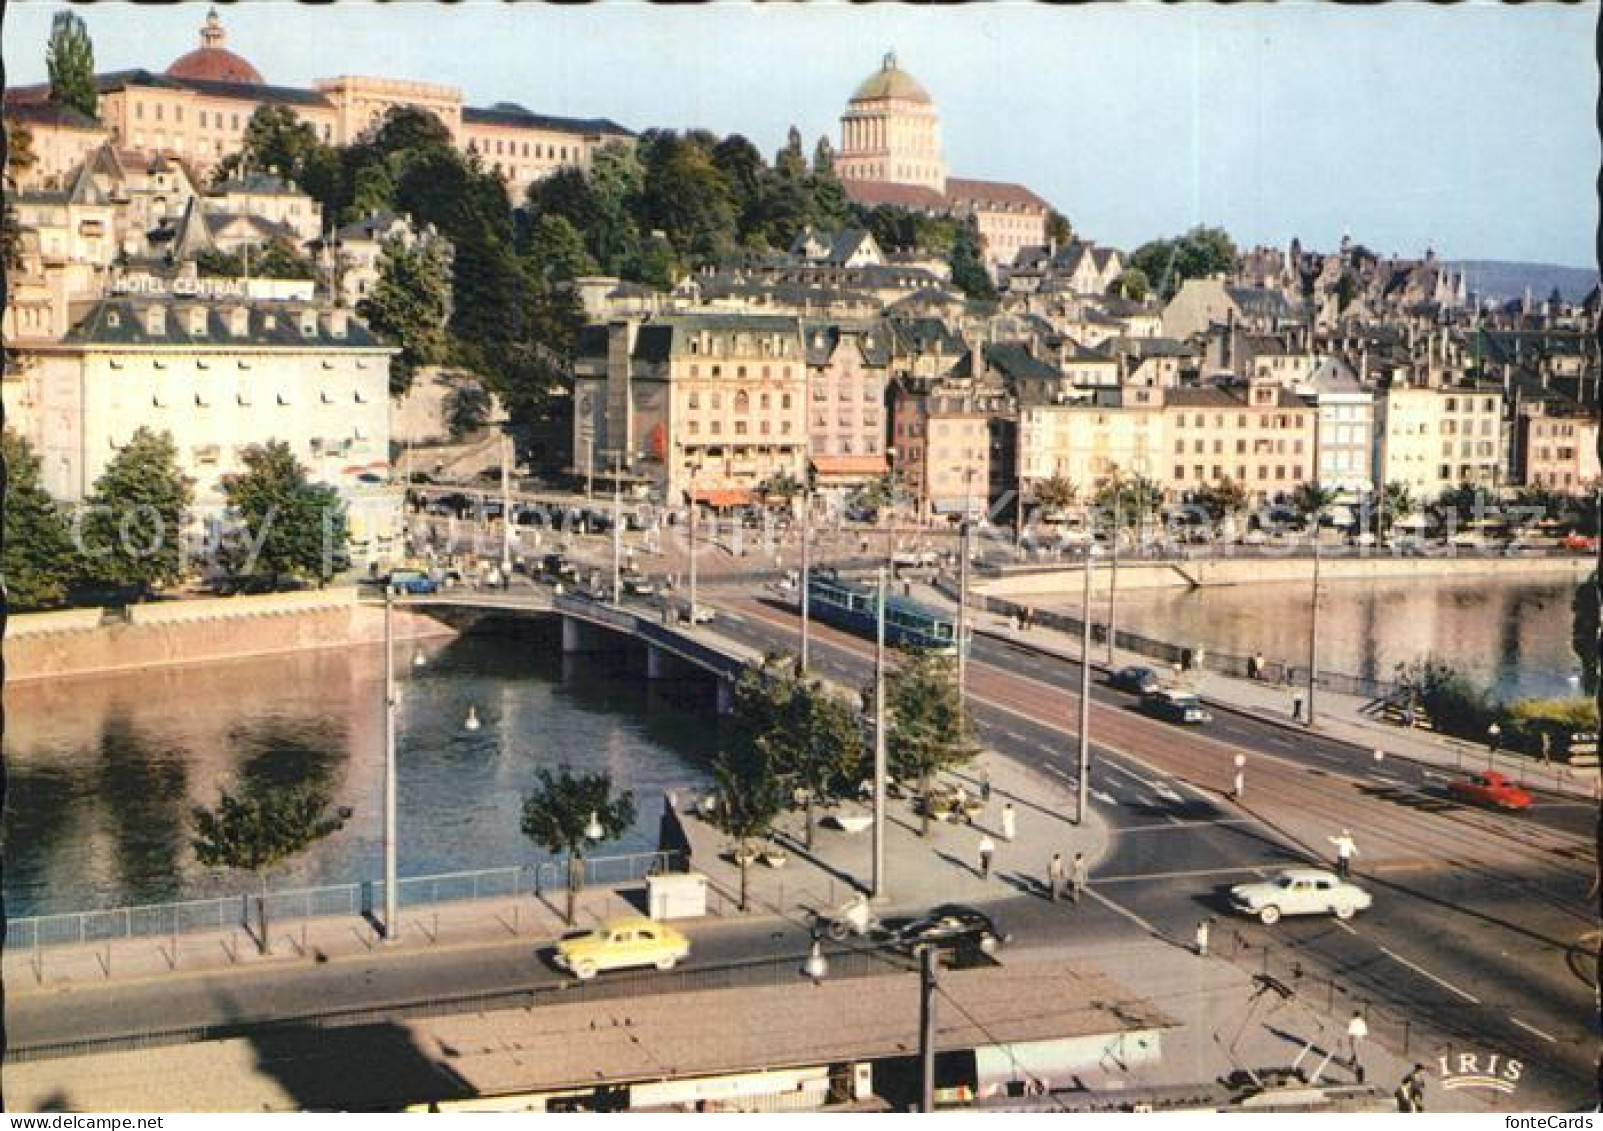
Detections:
553,916,691,981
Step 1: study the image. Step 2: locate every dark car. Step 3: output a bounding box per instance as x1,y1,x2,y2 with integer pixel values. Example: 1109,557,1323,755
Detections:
882,904,1007,961
1140,688,1212,725
1110,665,1162,695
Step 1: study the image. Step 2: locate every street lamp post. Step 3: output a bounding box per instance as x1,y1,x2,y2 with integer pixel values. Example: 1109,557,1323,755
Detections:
382,590,399,942
1076,544,1093,825
1107,477,1123,665
1233,753,1246,800
611,451,624,605
799,483,812,672
1307,506,1322,728
500,430,514,582
687,460,702,628
958,470,973,698
872,565,888,899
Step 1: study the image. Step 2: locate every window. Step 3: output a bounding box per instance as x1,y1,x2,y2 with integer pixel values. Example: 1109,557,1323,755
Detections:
136,103,145,120
781,393,791,409
735,421,747,436
688,392,700,409
734,391,749,412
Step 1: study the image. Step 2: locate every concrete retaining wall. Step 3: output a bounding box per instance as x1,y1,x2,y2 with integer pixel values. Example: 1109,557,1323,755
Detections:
5,608,106,637
976,553,1590,598
5,589,454,683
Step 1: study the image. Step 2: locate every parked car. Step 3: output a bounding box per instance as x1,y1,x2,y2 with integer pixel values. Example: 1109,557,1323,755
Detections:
1446,771,1533,811
622,577,657,598
1140,688,1212,725
882,904,1008,961
1229,869,1372,925
1110,665,1163,695
386,569,439,596
1562,533,1598,554
553,916,690,980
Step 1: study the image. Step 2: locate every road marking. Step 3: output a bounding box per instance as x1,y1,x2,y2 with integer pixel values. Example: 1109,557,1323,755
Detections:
1087,889,1162,936
1095,864,1285,883
1333,919,1358,935
1119,818,1256,832
1368,774,1402,786
1090,789,1119,806
1130,793,1155,808
1509,1016,1558,1044
1378,947,1481,1003
1003,730,1029,744
1102,762,1149,786
1153,784,1184,804
1421,770,1449,781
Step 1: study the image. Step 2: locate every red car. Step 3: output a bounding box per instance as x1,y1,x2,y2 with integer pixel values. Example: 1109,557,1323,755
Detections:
1561,533,1597,554
1447,771,1533,811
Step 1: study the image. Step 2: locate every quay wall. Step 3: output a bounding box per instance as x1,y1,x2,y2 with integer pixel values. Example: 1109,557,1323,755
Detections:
975,553,1590,599
5,588,456,683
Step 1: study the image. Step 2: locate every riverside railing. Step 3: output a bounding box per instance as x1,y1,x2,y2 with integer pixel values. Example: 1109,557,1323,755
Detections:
9,851,683,954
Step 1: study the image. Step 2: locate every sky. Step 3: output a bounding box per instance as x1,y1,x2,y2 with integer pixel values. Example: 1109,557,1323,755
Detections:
5,1,1598,268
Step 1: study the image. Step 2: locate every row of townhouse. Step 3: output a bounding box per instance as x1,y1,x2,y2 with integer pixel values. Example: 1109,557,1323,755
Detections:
571,309,1596,521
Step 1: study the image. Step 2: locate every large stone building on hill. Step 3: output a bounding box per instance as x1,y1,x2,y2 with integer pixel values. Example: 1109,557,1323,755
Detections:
6,9,633,199
836,54,1052,274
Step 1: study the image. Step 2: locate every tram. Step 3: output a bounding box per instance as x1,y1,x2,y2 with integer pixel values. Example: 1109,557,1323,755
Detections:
805,570,960,655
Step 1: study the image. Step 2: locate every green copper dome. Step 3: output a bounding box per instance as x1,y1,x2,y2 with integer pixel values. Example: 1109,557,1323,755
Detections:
850,52,932,105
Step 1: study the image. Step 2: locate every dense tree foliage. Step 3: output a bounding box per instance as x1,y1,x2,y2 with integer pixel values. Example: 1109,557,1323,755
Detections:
219,441,348,591
2,430,80,609
357,233,453,394
192,783,345,954
195,237,316,281
881,652,979,836
83,428,195,600
948,215,997,300
520,766,636,924
1129,226,1240,300
46,11,97,119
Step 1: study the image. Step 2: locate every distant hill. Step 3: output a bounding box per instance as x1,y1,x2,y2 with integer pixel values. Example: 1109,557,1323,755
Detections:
1450,260,1599,304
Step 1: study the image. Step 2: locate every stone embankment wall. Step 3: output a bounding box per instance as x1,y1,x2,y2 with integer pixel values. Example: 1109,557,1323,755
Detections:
6,588,455,683
977,553,1590,598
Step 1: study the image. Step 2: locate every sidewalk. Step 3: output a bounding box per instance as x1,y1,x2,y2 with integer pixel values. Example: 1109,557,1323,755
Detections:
913,579,1597,801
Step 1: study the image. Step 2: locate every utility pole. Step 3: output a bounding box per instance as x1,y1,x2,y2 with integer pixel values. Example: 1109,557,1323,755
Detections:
611,451,623,605
799,484,812,671
1076,544,1093,825
872,566,888,900
918,944,939,1113
383,590,399,942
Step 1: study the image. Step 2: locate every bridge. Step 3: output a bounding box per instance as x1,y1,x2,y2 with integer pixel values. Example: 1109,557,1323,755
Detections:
378,589,761,712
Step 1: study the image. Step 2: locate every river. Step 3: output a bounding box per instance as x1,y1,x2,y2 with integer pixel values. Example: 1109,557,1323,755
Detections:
1093,573,1587,701
3,617,718,918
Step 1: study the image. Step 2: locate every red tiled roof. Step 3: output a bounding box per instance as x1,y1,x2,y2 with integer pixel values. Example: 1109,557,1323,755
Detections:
946,177,1052,213
841,179,948,213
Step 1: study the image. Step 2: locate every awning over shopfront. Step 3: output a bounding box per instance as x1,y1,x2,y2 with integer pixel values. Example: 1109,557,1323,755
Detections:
691,489,756,508
811,455,889,481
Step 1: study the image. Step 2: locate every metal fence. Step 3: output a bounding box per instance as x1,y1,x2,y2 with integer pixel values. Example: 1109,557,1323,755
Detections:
9,851,683,954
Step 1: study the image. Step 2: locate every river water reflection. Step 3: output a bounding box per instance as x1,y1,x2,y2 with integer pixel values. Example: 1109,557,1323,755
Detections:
3,618,718,917
1092,573,1586,701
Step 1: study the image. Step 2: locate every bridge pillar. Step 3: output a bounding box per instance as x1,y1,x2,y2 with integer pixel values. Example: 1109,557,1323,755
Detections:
562,615,608,654
646,643,666,680
715,676,735,716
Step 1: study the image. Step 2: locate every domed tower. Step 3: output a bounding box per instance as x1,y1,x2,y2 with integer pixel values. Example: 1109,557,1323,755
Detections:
166,8,264,85
837,52,946,193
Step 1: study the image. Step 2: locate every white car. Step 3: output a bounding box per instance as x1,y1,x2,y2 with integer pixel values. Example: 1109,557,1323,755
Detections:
1229,868,1372,925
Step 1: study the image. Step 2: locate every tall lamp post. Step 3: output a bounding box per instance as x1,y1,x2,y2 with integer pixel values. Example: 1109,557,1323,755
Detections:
799,481,812,672
872,565,889,900
1306,512,1321,727
500,430,514,582
382,590,399,941
958,469,974,697
610,451,625,605
687,458,703,627
1076,542,1093,825
1106,472,1123,665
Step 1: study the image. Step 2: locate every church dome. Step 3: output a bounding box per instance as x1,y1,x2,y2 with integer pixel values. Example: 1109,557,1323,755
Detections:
166,9,263,85
849,52,931,105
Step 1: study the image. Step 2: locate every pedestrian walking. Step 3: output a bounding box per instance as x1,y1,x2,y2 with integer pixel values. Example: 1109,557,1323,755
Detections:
1395,1064,1427,1113
1000,802,1016,842
980,765,992,803
977,834,996,879
1069,852,1088,903
1292,691,1304,722
1194,918,1211,956
1047,852,1066,902
1346,1010,1369,1078
1329,828,1358,878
